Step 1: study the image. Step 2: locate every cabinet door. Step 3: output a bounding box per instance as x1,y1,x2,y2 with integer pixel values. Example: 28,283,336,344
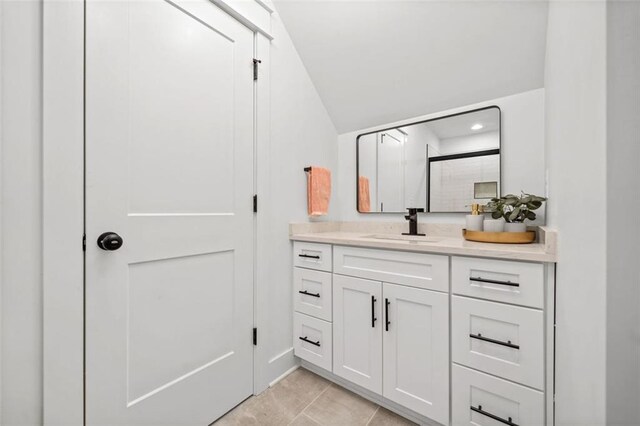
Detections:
333,274,383,393
383,283,449,424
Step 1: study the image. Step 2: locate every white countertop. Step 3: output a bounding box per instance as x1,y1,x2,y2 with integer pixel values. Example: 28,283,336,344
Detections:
289,223,557,263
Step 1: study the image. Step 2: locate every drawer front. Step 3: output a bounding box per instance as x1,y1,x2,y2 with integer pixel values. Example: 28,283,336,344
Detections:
452,296,544,389
293,242,332,272
294,268,332,321
452,364,544,426
452,256,544,308
333,246,449,292
293,312,332,371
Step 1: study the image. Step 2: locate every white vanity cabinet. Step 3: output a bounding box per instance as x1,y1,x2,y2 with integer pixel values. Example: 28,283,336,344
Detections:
331,276,449,423
291,239,554,426
382,282,449,423
332,274,383,393
292,242,334,370
451,256,549,426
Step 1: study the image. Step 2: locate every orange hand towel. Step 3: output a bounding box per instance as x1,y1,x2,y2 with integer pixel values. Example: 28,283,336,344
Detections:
358,176,371,212
307,167,331,216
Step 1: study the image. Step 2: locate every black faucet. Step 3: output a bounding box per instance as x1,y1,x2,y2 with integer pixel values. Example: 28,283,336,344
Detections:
403,208,425,236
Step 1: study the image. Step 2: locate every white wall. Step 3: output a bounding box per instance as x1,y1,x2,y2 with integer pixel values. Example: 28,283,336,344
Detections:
339,88,546,222
544,1,607,424
256,5,338,388
438,130,499,155
606,1,640,424
1,1,43,425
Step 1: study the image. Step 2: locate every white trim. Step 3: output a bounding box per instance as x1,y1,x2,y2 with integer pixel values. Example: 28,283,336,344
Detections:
42,0,85,425
253,30,272,395
253,0,274,14
0,0,4,417
210,0,273,40
269,364,299,388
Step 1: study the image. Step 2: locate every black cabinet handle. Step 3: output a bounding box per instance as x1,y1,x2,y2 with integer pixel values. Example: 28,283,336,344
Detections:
470,277,519,287
371,295,377,328
471,405,518,426
385,298,390,331
298,254,320,260
470,333,520,350
299,290,321,298
299,336,320,347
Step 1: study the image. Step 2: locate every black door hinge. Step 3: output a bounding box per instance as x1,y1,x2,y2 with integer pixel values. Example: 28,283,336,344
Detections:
253,194,258,213
253,327,257,345
82,233,86,251
253,58,261,81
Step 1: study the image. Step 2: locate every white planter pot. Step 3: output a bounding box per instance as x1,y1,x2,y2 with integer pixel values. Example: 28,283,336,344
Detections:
505,222,527,232
484,219,505,232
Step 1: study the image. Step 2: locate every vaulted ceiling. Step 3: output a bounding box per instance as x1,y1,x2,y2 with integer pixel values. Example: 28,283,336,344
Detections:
273,1,549,133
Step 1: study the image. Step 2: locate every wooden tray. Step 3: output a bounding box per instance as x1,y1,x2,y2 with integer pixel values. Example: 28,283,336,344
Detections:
462,229,536,244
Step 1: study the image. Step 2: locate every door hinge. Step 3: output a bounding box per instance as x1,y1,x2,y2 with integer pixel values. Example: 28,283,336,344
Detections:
253,58,261,81
253,194,258,213
253,327,257,345
82,233,86,251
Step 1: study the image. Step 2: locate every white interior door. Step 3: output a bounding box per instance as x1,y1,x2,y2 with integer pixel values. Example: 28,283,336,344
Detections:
332,275,383,393
85,0,255,424
383,283,449,424
377,132,405,212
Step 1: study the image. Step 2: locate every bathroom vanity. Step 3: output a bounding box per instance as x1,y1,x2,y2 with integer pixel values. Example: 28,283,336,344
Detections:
290,223,556,426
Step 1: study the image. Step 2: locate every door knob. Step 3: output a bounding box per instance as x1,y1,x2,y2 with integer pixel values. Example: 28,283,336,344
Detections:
97,232,123,251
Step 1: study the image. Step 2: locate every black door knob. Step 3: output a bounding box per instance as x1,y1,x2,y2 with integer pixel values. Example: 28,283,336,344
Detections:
97,232,123,251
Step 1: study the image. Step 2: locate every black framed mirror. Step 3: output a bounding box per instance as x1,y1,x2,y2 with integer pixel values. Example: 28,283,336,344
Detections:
356,106,501,213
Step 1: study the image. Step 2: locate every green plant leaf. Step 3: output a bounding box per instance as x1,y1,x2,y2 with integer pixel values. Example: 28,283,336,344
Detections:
526,211,536,220
529,200,543,209
509,207,521,221
491,210,503,219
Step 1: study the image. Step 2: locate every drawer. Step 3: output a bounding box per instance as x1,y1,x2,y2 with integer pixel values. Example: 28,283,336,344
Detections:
333,246,449,292
452,364,544,426
294,267,332,321
452,256,544,308
452,296,544,389
293,312,332,371
293,242,332,272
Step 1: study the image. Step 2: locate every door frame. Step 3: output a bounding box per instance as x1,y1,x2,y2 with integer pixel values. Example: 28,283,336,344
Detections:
42,1,273,424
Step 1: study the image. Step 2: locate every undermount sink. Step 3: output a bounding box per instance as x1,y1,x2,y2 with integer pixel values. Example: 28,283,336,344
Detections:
365,234,442,243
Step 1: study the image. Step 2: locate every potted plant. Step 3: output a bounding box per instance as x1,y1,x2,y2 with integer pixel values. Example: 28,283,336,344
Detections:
485,192,547,232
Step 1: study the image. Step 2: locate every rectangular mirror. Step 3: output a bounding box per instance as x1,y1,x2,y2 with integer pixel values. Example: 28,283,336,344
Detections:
356,106,501,213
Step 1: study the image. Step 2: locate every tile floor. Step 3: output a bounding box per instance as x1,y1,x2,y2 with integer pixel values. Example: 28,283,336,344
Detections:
214,368,417,426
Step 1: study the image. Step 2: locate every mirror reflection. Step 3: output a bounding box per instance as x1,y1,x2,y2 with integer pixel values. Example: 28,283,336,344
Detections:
357,107,501,213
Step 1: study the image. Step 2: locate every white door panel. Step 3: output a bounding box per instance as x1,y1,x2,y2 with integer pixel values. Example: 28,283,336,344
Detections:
85,0,255,423
383,283,449,424
333,275,383,393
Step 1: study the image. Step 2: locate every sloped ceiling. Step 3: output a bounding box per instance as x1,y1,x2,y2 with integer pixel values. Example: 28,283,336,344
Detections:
272,1,548,133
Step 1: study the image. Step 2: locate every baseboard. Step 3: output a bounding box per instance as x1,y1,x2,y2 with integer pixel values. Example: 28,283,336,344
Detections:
300,361,442,426
269,364,299,388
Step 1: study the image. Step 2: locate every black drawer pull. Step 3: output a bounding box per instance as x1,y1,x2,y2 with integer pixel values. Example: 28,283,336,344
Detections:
299,336,321,347
471,405,518,426
385,298,391,331
470,333,520,350
371,295,377,328
470,277,519,287
298,254,320,260
299,290,321,298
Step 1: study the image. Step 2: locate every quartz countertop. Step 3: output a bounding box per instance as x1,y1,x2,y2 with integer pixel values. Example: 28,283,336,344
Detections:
289,222,557,263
